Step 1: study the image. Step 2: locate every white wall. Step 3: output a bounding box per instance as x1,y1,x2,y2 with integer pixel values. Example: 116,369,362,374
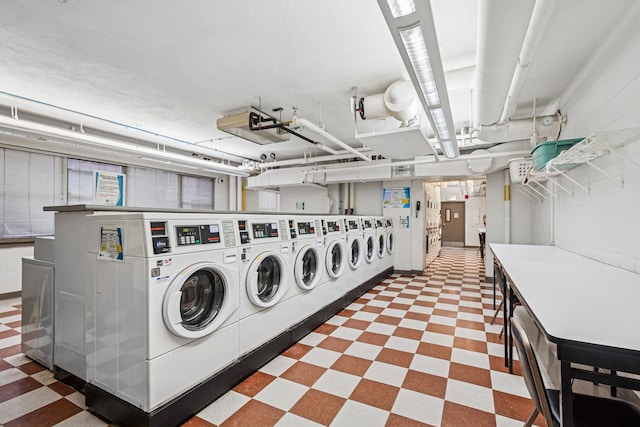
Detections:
279,185,335,213
0,245,34,294
464,196,487,247
485,170,531,276
354,182,383,216
528,3,640,273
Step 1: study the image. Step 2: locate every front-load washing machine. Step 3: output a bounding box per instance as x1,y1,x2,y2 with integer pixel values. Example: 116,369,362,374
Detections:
361,218,377,282
318,217,347,307
286,216,326,329
84,212,240,419
381,217,395,270
375,217,387,261
344,217,365,291
236,216,291,357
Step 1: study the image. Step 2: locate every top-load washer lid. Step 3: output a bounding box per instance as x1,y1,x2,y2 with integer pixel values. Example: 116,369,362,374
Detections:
325,240,346,278
365,235,375,263
163,263,239,339
377,232,386,258
294,245,322,290
246,252,289,308
349,237,363,269
386,230,395,255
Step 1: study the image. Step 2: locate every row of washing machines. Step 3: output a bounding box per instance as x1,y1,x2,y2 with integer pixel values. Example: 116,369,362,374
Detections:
81,212,394,425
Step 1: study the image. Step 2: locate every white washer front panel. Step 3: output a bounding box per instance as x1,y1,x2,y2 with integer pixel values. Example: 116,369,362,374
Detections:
163,263,239,340
246,251,289,308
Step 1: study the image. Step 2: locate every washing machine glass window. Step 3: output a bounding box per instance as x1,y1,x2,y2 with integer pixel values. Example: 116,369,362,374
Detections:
366,236,375,263
180,269,225,331
256,256,281,302
387,232,394,254
349,239,362,268
247,253,288,307
295,246,321,290
326,242,345,278
377,234,386,257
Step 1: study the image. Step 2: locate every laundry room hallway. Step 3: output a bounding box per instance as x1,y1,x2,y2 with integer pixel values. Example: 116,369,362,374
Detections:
0,248,542,426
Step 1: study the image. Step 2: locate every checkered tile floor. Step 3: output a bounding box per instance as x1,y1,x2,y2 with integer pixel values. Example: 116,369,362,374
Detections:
0,247,544,426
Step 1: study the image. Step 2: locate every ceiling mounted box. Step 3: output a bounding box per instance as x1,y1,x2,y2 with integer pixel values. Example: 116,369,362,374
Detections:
356,125,434,160
217,107,290,145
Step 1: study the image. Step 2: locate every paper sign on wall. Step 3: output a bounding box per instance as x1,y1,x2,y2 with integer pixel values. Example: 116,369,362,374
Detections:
93,170,126,206
383,187,410,208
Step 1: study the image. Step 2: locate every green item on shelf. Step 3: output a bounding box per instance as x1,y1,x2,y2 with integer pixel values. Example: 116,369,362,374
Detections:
531,138,583,171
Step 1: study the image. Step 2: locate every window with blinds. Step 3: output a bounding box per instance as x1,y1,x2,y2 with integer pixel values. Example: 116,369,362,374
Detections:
67,159,124,205
0,148,61,238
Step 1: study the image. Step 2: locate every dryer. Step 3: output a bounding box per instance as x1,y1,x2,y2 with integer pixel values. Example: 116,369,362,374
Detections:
286,216,325,327
236,217,291,357
84,212,240,416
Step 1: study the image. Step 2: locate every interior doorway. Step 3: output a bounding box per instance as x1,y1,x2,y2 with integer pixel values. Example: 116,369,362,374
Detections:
441,201,465,246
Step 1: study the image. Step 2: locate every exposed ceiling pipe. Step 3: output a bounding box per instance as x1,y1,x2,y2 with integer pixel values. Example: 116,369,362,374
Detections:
0,114,248,176
255,148,375,170
0,91,248,164
304,149,530,176
474,0,535,127
293,117,371,162
499,0,558,122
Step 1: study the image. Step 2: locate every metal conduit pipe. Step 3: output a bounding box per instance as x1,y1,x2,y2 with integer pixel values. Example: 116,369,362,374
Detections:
504,169,511,244
304,150,531,175
499,0,558,122
257,148,375,169
294,118,371,162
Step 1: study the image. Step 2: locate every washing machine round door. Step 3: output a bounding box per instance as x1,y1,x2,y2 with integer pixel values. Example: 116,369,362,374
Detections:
365,235,375,263
325,240,346,278
246,252,288,308
294,245,321,290
377,232,386,258
163,263,239,339
349,237,363,269
386,231,394,255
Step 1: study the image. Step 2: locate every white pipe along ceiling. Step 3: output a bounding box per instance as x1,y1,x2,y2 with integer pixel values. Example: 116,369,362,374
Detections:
3,1,629,185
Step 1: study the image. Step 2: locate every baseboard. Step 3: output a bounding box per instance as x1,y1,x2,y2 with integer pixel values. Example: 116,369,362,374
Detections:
0,291,21,301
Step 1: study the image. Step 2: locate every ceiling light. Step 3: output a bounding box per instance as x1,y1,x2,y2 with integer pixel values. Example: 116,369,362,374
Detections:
399,26,440,106
386,0,415,18
0,115,248,176
377,0,459,158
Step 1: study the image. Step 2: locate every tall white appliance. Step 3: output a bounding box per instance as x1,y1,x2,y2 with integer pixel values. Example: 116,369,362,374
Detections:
84,212,241,426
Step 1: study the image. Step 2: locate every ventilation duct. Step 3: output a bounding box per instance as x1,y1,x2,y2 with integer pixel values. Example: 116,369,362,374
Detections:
217,107,290,145
359,81,419,126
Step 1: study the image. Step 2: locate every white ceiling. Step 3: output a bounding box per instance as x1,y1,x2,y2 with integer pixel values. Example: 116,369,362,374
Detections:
0,0,632,169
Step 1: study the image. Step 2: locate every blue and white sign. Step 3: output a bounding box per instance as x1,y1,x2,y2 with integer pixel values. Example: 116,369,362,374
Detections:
93,170,125,206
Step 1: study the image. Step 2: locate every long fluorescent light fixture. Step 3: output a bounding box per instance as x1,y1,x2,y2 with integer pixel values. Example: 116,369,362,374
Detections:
0,115,248,177
377,0,459,158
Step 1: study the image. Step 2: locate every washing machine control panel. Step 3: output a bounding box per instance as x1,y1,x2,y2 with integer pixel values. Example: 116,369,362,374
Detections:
176,224,222,246
326,220,341,233
297,221,315,237
376,219,384,228
347,219,360,231
251,222,279,239
363,219,373,230
288,220,297,239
